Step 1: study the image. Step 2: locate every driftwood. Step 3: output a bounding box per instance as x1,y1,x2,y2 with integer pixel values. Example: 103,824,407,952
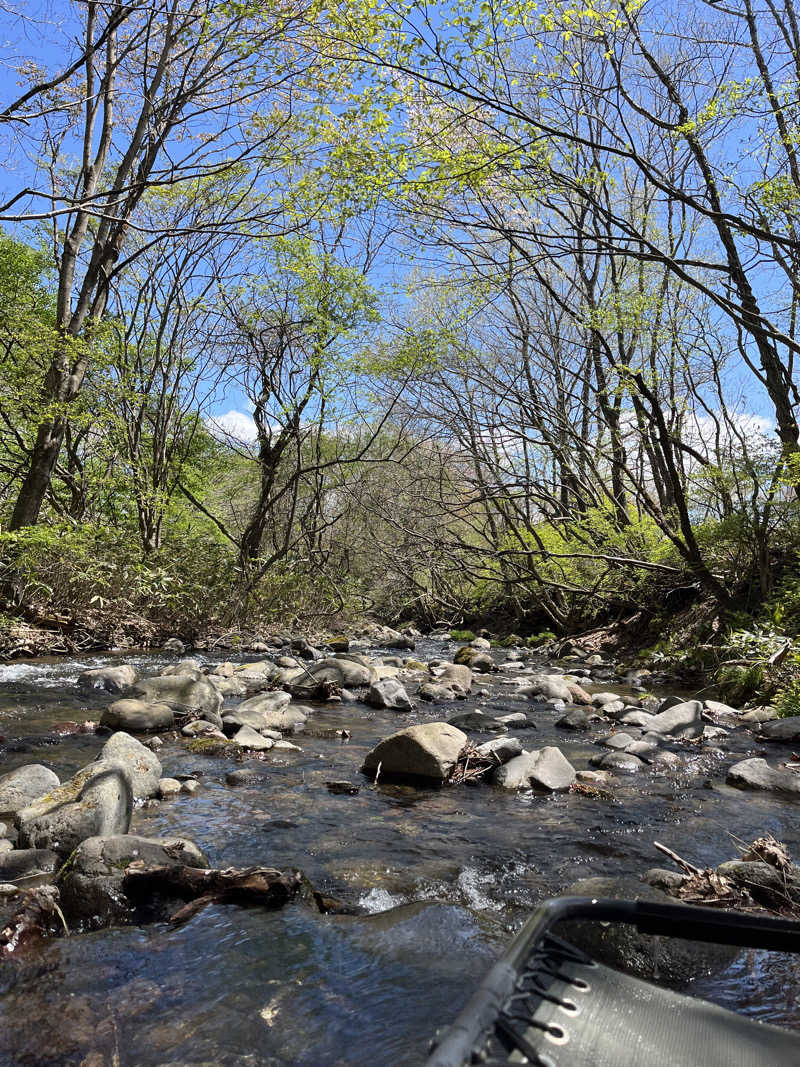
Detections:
123,864,304,925
0,887,66,957
449,743,496,785
652,835,800,917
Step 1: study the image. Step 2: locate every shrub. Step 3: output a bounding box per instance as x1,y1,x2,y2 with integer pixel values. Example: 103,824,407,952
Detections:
775,679,800,718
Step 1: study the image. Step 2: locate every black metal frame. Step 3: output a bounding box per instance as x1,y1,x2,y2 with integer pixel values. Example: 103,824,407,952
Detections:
425,895,800,1067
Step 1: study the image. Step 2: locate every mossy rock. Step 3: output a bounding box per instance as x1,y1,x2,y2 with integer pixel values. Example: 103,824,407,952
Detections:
185,737,235,756
500,634,523,647
453,645,477,666
403,659,429,672
450,629,476,642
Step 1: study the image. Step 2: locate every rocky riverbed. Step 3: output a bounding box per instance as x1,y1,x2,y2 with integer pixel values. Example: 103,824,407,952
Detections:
1,630,799,1065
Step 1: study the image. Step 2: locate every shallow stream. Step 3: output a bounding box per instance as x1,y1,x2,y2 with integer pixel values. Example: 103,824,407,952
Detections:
0,641,799,1065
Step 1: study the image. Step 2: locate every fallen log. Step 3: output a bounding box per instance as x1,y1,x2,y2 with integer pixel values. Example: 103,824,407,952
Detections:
122,863,304,925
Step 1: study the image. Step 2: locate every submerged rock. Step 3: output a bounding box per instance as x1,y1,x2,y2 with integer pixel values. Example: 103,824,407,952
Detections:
0,765,60,815
16,760,133,857
555,708,590,731
361,722,467,782
560,875,738,986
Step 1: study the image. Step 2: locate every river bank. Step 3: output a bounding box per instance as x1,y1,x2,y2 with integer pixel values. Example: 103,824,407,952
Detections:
1,633,799,1064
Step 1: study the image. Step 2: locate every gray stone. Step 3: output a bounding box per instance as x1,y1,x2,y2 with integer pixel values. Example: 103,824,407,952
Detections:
209,676,248,698
181,719,227,739
648,699,703,738
77,664,137,694
641,868,688,894
620,709,656,729
555,708,590,731
100,699,175,732
437,663,473,693
367,678,413,711
522,676,573,703
361,722,467,782
59,834,208,923
130,674,222,724
595,751,645,775
236,690,292,716
495,712,529,727
17,760,133,857
419,682,461,703
560,876,738,986
727,757,800,794
627,740,659,758
740,705,778,723
271,739,302,752
592,691,623,707
101,732,162,800
223,703,308,734
233,725,274,751
162,637,185,653
494,746,576,792
599,731,637,750
703,699,741,720
476,736,523,764
757,718,800,743
447,710,507,732
0,765,60,815
0,848,59,885
158,778,182,797
717,859,800,908
306,657,372,687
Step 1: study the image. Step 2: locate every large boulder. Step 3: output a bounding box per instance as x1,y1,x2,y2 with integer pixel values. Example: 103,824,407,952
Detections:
367,678,413,711
77,664,137,695
101,732,162,800
60,835,208,924
727,757,800,794
16,760,133,857
0,765,60,815
361,723,467,782
647,699,703,738
494,746,576,792
100,698,174,732
129,674,223,724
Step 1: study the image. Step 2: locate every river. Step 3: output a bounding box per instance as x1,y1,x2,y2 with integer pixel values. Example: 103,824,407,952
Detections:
0,639,798,1065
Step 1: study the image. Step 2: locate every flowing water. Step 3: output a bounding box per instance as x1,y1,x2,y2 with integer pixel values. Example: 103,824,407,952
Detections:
0,641,799,1065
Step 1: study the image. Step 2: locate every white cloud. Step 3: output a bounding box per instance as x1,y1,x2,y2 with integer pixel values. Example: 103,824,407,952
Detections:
206,409,258,444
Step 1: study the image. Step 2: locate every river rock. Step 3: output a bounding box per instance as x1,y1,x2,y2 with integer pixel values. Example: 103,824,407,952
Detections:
209,676,248,698
619,709,656,729
160,659,203,679
328,636,350,653
703,699,741,722
361,723,467,782
181,719,227,739
600,731,637,751
476,737,523,764
379,629,416,651
556,708,590,730
236,691,292,716
560,876,738,986
129,675,223,724
310,657,372,687
717,859,800,908
419,682,460,702
592,691,622,707
158,778,182,797
740,705,778,723
367,678,413,711
521,675,573,703
565,682,593,705
222,702,308,734
0,848,60,885
16,760,133,857
647,699,703,738
447,710,507,732
100,698,174,732
59,834,208,924
757,718,800,742
101,732,162,800
437,664,473,693
0,765,60,815
494,747,576,792
594,751,644,774
233,725,274,751
727,757,800,794
162,637,185,653
77,664,137,695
